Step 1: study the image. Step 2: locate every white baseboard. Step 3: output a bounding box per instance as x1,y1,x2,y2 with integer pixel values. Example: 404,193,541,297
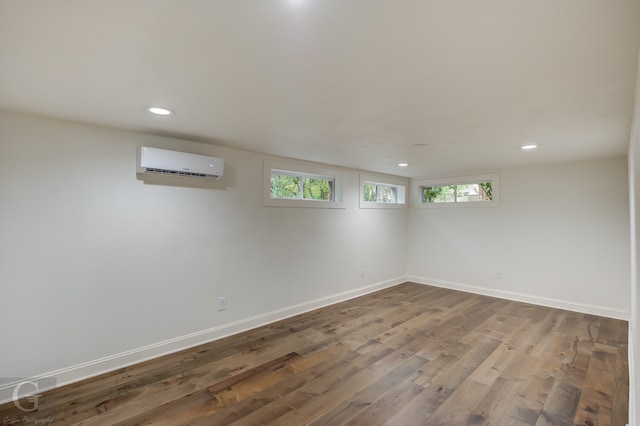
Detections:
0,277,404,406
407,275,630,321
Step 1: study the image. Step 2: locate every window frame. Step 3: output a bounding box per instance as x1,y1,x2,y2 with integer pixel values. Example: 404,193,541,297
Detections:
413,173,499,209
270,169,336,201
359,173,409,209
263,159,345,208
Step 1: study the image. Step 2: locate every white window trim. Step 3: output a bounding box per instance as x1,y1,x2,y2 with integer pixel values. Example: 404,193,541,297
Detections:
412,173,499,208
359,173,409,209
263,159,345,208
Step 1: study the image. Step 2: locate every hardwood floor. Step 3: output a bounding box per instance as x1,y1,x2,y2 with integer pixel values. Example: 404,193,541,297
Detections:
0,282,629,425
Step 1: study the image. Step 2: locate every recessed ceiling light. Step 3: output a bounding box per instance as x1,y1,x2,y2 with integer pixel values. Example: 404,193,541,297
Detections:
147,106,173,116
521,144,537,150
398,163,409,167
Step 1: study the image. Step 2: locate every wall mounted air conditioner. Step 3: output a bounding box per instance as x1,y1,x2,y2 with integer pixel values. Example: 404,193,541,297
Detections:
137,146,224,180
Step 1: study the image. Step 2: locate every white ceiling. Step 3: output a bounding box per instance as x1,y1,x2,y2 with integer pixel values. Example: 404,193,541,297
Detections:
1,1,639,177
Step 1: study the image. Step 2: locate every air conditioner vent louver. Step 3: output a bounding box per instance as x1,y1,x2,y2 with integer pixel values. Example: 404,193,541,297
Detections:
137,146,224,180
144,168,208,178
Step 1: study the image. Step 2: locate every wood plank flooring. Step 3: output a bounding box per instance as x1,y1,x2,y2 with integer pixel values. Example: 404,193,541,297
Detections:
0,282,629,425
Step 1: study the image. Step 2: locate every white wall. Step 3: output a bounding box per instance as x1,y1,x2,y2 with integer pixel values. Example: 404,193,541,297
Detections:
0,110,408,392
627,51,640,426
407,158,630,319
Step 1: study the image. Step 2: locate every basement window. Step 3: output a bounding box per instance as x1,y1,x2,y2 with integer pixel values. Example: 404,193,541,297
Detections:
414,173,499,208
271,170,334,201
264,160,344,208
359,173,408,209
364,183,397,203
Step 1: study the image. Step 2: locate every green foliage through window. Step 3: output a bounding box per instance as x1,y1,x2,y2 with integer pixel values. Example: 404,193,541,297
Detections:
422,182,492,204
363,183,397,203
271,171,334,201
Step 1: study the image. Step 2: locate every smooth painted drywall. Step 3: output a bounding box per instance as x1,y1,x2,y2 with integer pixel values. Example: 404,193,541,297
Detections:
0,110,408,382
627,51,639,426
408,157,630,316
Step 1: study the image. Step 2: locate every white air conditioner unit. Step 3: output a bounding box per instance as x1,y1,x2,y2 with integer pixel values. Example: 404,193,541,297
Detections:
137,146,224,180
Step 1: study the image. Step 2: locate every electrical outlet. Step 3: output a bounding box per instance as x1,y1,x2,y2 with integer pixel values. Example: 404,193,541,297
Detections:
217,296,227,311
496,270,503,279
361,269,365,278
